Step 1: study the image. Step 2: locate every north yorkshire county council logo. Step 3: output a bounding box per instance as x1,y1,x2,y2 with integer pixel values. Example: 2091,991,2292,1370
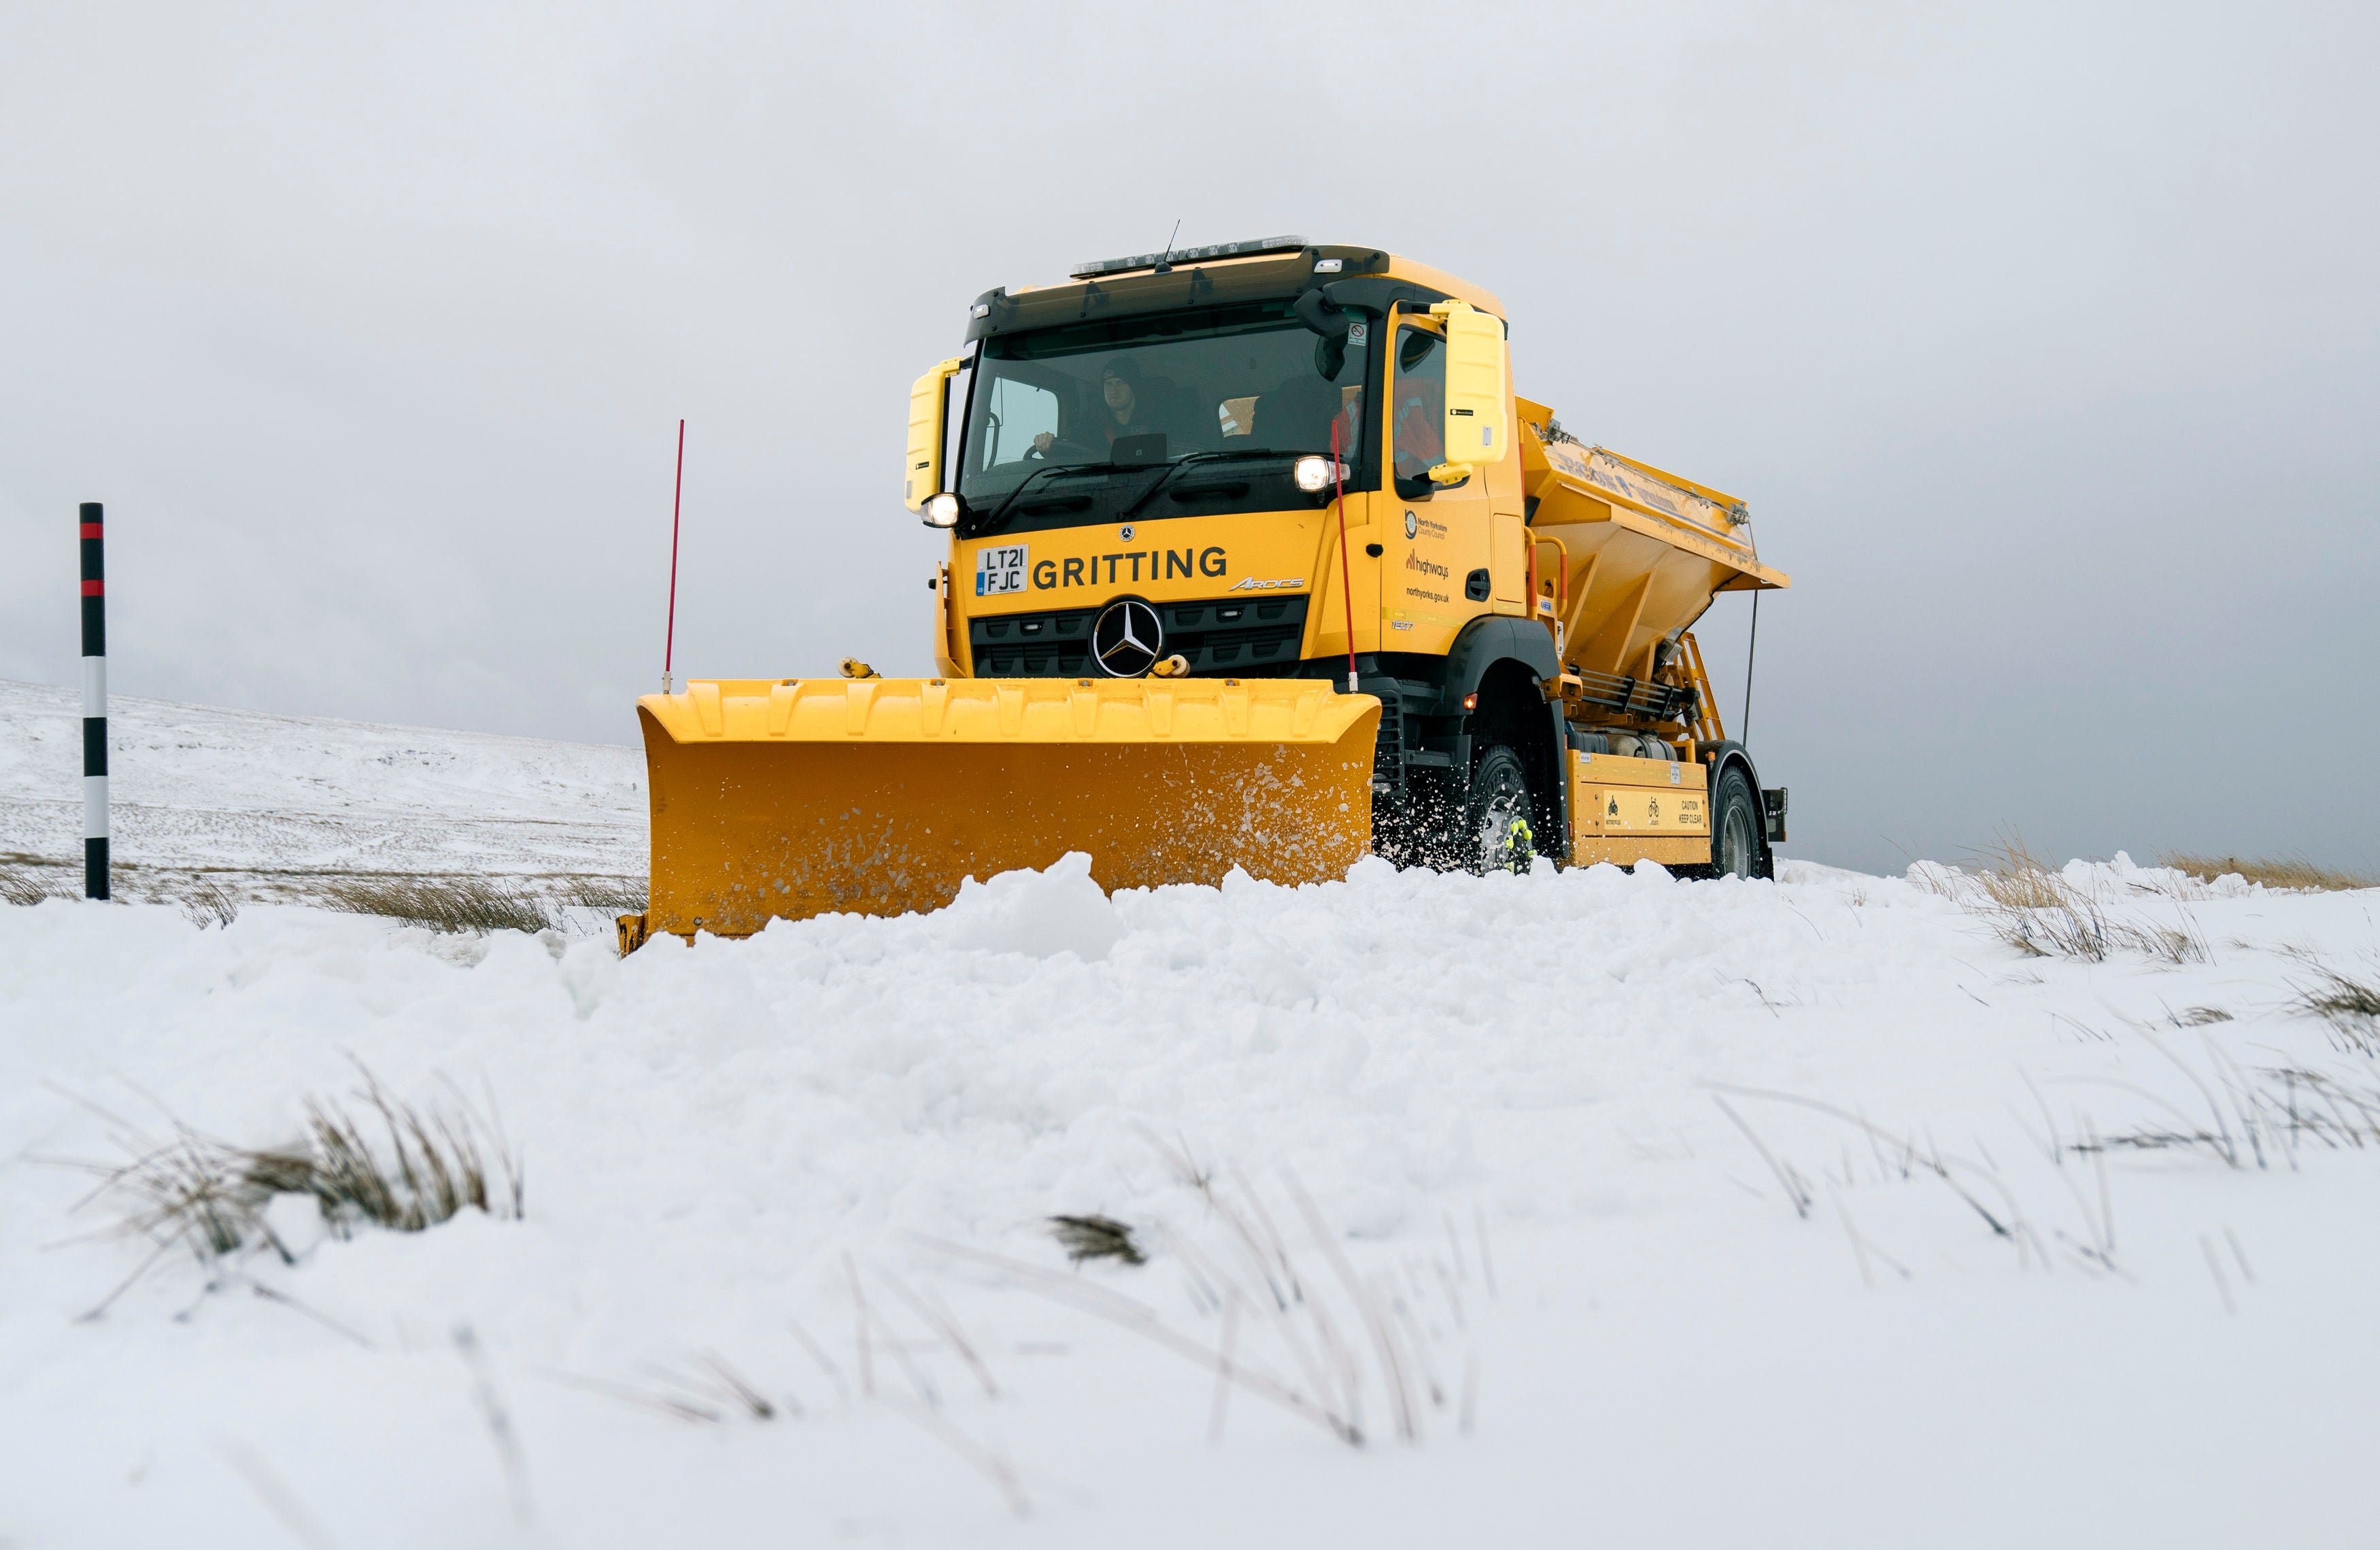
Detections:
1404,510,1418,539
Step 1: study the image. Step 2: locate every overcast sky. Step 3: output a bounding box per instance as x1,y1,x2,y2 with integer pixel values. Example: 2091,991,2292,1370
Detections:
3,2,2373,874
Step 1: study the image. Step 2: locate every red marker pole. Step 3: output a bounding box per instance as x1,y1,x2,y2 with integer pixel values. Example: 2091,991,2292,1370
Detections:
663,419,684,693
1331,417,1357,693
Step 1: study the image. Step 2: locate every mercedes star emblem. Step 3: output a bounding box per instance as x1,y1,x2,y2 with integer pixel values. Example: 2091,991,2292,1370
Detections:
1092,599,1164,677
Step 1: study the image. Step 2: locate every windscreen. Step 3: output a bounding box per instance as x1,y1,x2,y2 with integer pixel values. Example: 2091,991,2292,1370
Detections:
957,298,1370,535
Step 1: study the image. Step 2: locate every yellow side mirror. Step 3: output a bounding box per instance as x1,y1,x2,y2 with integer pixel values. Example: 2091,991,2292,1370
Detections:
904,357,965,512
1432,301,1509,472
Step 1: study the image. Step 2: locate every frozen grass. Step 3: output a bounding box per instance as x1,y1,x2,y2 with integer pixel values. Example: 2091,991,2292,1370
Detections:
2288,952,2380,1054
1915,836,2209,965
177,877,241,929
549,1353,779,1426
919,1143,1478,1455
3,860,647,936
1963,835,2071,912
631,1149,1485,1526
52,1065,523,1314
0,856,237,920
1710,998,2380,1293
2164,852,2377,893
1714,1084,2048,1267
2070,1044,2380,1167
560,875,648,914
1134,1137,1464,1447
318,874,644,934
1,855,78,906
318,876,561,935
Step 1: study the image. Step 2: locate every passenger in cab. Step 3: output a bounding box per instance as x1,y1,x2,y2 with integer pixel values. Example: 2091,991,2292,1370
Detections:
1391,327,1447,485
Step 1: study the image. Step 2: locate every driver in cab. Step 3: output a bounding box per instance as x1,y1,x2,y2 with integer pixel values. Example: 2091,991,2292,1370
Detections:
1034,356,1163,458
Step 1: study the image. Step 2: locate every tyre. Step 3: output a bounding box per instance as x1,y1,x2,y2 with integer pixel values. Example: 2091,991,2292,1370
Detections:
1705,765,1761,880
1465,743,1537,875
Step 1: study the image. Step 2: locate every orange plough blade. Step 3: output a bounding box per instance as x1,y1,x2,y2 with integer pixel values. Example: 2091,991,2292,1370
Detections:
620,676,1379,949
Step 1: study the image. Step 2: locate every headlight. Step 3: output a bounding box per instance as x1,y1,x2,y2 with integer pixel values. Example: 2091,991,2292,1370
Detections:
1293,455,1344,494
921,492,961,528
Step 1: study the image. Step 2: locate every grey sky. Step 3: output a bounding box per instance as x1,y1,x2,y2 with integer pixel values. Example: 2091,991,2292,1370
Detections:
4,2,2373,874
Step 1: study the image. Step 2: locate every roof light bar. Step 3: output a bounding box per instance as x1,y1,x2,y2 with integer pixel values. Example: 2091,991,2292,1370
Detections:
1069,236,1309,281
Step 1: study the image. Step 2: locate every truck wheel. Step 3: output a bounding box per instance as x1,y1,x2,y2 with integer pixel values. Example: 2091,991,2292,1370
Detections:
1466,744,1537,875
1707,765,1761,880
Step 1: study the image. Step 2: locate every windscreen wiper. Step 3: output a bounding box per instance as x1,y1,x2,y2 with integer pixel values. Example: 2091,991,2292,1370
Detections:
966,460,1131,537
1120,449,1299,519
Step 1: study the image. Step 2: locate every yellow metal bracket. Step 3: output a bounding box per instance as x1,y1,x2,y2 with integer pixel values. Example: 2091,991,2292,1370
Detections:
1680,630,1727,744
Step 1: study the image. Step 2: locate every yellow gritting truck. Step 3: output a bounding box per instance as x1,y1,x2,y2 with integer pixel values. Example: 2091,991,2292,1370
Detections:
619,239,1787,950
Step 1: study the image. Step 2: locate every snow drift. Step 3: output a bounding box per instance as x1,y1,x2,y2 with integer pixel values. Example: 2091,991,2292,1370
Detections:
2,684,2377,1547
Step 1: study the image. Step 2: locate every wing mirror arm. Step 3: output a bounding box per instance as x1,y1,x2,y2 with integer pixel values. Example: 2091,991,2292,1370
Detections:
1293,286,1352,341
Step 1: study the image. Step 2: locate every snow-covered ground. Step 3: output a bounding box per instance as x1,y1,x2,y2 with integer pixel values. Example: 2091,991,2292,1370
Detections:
0,678,644,903
4,687,2378,1547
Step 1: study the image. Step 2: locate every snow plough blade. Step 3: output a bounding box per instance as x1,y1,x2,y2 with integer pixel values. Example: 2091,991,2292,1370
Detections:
619,676,1380,950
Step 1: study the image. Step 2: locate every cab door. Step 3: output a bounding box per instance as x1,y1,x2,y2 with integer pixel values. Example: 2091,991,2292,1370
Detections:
1382,310,1497,655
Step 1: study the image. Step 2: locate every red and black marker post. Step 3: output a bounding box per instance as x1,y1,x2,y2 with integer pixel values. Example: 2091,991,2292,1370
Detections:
80,501,108,899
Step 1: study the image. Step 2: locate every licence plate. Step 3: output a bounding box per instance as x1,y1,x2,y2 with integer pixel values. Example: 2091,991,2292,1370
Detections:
976,545,1028,596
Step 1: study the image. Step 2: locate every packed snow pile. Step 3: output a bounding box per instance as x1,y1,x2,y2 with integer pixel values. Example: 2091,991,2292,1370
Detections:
3,690,2378,1547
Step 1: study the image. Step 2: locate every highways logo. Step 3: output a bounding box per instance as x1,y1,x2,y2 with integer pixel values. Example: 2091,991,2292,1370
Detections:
1093,598,1163,677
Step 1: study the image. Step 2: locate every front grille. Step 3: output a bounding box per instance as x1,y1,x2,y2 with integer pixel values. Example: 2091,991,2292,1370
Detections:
970,606,1099,676
970,596,1310,677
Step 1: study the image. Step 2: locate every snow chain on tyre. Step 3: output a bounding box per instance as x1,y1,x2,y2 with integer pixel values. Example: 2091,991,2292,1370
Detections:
1493,815,1533,874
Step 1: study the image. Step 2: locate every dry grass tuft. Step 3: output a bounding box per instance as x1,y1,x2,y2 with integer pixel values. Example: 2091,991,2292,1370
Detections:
2164,853,2376,893
925,1141,1482,1452
1922,834,2209,965
1965,836,2120,961
1,857,78,907
57,1064,523,1309
2073,1048,2380,1165
1967,835,2071,912
1048,1213,1144,1266
319,876,558,935
179,878,241,929
559,876,649,914
5,859,645,936
2288,955,2380,1054
316,874,647,934
273,1075,524,1233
